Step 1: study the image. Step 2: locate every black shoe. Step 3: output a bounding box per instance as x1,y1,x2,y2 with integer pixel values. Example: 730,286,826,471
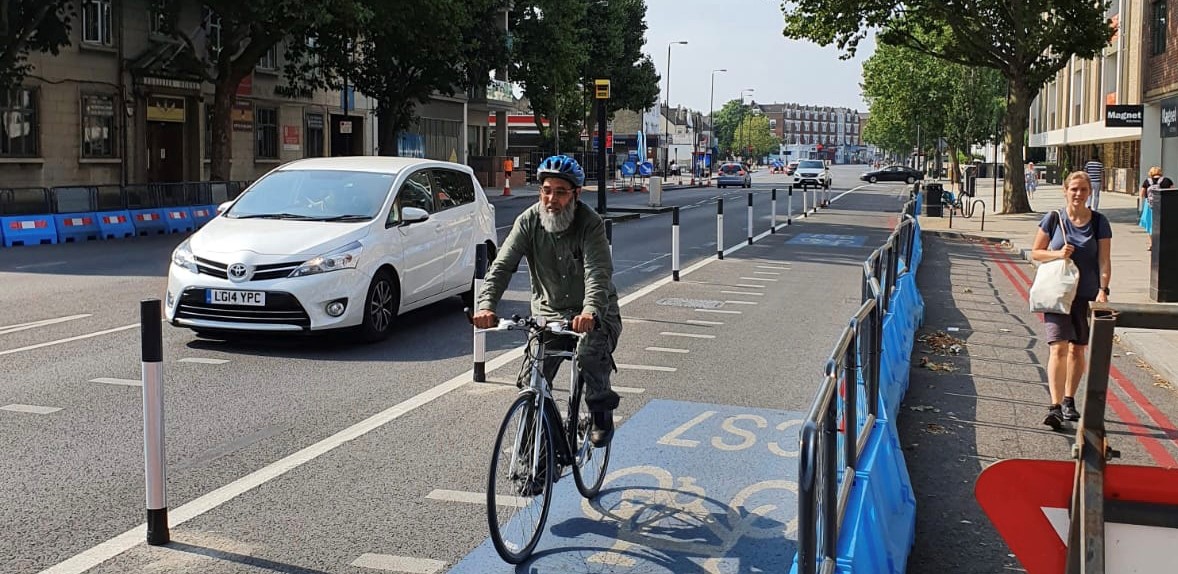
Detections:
1061,398,1081,421
590,411,614,447
1043,405,1064,431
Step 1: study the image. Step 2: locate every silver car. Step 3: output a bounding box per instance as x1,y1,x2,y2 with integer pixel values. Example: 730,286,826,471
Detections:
793,159,832,188
716,163,751,188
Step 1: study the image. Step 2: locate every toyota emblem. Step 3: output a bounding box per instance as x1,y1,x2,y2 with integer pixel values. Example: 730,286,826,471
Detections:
228,263,249,282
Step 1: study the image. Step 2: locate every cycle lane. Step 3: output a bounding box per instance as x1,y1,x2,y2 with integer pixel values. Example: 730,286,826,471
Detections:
54,185,909,574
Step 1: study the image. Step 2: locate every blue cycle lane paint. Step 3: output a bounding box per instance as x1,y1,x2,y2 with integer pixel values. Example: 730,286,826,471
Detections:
450,399,805,573
786,233,868,248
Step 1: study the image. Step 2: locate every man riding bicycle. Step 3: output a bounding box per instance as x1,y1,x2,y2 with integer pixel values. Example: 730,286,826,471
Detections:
473,154,621,447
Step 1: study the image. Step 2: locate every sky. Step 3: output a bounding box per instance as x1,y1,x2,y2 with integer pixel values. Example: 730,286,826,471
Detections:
640,0,875,115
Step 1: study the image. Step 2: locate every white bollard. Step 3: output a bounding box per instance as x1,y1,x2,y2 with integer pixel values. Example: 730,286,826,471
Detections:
716,198,724,260
747,192,754,245
141,299,169,545
771,188,778,234
672,207,681,281
473,243,488,382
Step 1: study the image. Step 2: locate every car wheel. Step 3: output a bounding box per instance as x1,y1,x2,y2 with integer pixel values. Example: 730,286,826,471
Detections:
906,176,915,184
358,270,399,343
869,176,877,183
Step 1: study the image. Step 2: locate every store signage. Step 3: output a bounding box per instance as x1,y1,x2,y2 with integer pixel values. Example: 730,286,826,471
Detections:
1104,104,1143,128
1161,98,1178,138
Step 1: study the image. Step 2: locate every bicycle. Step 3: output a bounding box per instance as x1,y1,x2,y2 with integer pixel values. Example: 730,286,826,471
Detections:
478,314,612,564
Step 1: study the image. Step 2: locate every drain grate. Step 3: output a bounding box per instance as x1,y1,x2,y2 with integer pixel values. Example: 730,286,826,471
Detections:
656,297,726,309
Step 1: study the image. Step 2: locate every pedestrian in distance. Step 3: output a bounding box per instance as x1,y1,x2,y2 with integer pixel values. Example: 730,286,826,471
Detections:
1084,152,1104,210
1140,166,1173,251
1030,171,1113,430
473,154,622,446
1025,161,1038,199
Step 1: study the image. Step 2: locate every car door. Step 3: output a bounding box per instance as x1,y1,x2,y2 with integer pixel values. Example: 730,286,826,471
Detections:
429,168,478,293
385,169,445,304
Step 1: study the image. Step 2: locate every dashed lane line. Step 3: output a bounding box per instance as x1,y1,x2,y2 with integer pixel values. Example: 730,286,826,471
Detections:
645,347,690,354
426,489,525,508
0,324,139,357
721,291,762,296
685,319,724,326
178,358,230,365
696,309,742,315
616,364,677,372
0,314,92,336
1,404,62,415
350,553,448,573
89,378,142,387
659,332,716,339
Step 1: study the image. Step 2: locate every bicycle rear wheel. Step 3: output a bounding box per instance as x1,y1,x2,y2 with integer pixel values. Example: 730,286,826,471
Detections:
570,375,611,498
487,394,555,564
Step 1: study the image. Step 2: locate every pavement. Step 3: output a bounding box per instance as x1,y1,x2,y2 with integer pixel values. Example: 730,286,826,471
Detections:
919,179,1178,393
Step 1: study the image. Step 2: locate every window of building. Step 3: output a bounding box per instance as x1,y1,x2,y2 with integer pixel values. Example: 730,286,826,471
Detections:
1152,0,1168,55
82,0,113,46
419,117,461,161
255,107,278,159
203,7,222,53
769,119,777,130
1072,69,1083,124
1,88,39,157
204,104,213,159
257,45,279,71
81,94,116,158
305,113,325,157
149,2,169,36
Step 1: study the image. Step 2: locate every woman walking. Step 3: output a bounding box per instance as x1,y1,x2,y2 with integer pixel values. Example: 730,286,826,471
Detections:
1030,171,1113,429
1140,166,1172,250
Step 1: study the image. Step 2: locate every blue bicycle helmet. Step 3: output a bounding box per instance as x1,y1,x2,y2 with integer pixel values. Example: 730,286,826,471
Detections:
536,154,585,188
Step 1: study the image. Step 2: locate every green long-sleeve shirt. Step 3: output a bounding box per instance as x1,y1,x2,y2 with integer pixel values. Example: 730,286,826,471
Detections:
477,201,620,325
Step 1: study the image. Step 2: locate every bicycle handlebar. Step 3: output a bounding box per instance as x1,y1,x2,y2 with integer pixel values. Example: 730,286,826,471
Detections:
464,307,590,338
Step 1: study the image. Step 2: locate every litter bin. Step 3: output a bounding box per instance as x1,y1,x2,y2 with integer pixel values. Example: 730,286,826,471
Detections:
648,176,663,207
924,183,944,217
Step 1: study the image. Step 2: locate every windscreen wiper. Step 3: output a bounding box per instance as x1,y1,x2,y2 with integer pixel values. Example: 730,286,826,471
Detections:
232,213,318,220
313,214,373,222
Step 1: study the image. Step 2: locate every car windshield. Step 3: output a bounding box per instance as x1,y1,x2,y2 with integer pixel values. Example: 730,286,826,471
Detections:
226,169,395,220
720,164,743,174
799,160,823,169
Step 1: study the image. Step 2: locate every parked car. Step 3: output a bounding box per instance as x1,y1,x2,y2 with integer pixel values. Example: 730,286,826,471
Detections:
860,165,924,184
166,157,498,342
716,162,752,188
786,161,799,175
792,159,832,188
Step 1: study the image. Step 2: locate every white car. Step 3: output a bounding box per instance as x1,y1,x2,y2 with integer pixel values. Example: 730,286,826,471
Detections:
792,159,832,189
166,157,498,341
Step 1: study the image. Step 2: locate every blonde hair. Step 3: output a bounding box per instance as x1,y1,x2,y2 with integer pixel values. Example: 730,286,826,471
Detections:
1064,171,1092,190
1149,166,1163,178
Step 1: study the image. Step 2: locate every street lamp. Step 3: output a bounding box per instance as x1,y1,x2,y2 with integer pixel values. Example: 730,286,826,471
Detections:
707,69,727,178
663,40,688,176
740,88,755,162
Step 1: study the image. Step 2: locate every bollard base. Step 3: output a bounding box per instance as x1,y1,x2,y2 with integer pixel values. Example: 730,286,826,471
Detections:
147,508,170,545
474,362,486,383
673,270,680,282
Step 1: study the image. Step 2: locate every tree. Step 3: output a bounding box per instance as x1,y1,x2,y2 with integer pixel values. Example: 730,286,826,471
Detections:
782,0,1112,213
711,99,749,157
733,113,780,159
0,0,73,92
582,0,660,131
155,0,368,179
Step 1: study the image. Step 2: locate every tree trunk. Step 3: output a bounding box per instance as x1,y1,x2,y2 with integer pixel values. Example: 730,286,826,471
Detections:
1002,77,1033,214
209,82,235,181
377,107,398,156
948,145,960,190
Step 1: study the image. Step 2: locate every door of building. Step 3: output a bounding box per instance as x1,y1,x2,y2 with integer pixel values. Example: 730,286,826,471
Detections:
146,121,185,182
331,115,363,156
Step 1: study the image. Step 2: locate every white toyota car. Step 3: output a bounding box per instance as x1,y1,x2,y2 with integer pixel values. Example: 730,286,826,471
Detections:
166,157,498,341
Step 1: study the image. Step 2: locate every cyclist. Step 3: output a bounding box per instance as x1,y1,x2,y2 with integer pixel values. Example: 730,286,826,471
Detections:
473,154,621,447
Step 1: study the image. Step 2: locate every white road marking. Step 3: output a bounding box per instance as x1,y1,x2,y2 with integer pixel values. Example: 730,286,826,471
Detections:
735,284,765,289
0,314,91,336
721,291,762,296
645,347,690,353
617,364,677,372
686,319,724,326
757,265,789,270
753,271,781,275
90,378,142,387
739,277,777,282
12,261,68,270
660,332,716,339
724,300,758,305
1,404,62,415
426,489,526,508
833,184,870,202
613,385,646,394
178,358,229,365
696,309,742,314
0,323,138,357
350,553,447,573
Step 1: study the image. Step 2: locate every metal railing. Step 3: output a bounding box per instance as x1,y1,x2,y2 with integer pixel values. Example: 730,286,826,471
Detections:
796,198,919,574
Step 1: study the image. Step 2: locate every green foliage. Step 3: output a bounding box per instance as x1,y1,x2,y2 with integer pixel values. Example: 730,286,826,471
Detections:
0,0,74,92
711,99,749,156
733,113,780,158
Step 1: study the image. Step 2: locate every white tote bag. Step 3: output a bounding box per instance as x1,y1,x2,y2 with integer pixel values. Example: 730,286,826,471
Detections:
1029,210,1080,314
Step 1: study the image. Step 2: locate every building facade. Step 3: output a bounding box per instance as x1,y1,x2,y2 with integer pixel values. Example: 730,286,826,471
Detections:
1140,0,1178,182
0,0,512,189
755,103,864,163
1028,0,1146,191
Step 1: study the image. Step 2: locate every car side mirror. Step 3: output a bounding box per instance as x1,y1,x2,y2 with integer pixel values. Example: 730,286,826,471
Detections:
216,201,233,215
399,207,430,225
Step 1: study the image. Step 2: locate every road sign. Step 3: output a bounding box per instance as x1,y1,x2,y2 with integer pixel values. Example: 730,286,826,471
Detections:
976,459,1178,574
594,79,610,99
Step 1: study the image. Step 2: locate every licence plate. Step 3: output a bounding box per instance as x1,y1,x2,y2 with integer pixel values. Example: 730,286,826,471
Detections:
206,289,266,306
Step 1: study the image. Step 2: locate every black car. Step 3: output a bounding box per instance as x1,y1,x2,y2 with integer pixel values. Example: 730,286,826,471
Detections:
860,165,924,184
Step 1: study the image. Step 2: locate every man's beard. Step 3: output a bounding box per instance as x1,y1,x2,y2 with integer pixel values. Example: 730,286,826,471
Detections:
539,201,577,233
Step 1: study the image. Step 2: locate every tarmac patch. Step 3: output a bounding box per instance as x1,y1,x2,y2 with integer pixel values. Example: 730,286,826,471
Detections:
448,399,804,573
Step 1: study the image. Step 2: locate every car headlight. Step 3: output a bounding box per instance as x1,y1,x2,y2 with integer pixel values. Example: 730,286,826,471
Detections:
290,241,363,278
171,239,198,273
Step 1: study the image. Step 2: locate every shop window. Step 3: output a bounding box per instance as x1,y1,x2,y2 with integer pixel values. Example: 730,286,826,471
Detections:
255,107,278,159
81,94,117,158
305,113,325,157
1,88,39,158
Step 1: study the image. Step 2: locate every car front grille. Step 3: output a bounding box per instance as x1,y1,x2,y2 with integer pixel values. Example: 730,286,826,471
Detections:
175,289,311,328
194,256,302,281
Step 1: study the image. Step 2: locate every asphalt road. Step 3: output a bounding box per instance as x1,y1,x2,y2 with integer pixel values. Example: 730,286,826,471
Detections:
0,164,908,573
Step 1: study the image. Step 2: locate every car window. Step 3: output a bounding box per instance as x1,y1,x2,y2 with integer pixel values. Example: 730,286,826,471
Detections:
225,169,394,220
799,160,823,169
431,169,476,210
720,164,742,174
389,171,435,225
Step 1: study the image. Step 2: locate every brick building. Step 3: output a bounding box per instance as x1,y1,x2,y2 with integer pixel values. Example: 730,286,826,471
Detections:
0,1,513,189
754,102,864,163
1141,0,1178,179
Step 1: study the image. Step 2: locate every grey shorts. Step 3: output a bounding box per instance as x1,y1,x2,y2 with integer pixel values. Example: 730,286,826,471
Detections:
1043,297,1093,345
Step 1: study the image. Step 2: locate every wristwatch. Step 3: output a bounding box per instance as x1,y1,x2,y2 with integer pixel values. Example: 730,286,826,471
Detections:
1100,287,1111,295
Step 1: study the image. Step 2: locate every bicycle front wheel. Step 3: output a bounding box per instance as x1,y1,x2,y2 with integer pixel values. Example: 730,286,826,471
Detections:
487,394,555,564
571,376,611,498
